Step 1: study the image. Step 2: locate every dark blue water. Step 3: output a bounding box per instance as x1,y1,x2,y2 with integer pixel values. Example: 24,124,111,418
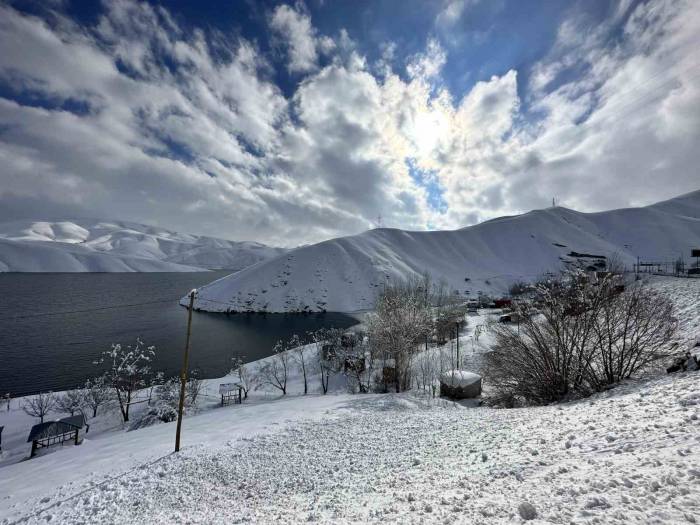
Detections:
0,272,357,396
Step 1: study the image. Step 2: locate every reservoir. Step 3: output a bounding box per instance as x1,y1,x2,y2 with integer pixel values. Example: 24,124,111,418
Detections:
0,272,358,396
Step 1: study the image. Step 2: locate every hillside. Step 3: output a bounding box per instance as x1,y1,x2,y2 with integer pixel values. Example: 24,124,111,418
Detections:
187,190,700,312
1,277,698,523
0,219,285,272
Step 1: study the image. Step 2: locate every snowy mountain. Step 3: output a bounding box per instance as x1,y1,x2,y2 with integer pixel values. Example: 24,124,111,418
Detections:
187,190,700,313
0,219,285,272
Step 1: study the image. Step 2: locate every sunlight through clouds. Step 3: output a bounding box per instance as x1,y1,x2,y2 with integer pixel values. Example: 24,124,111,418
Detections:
0,0,698,245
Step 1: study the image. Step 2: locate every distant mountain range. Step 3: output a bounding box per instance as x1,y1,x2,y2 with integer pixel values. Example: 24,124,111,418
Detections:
185,190,700,313
0,219,285,272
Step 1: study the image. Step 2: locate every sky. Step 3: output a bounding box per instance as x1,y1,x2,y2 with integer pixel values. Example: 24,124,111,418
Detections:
0,0,698,247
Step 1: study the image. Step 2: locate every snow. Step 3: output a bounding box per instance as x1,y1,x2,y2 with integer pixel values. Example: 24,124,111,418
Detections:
187,189,700,313
2,373,699,524
440,370,481,387
0,219,285,272
1,276,699,523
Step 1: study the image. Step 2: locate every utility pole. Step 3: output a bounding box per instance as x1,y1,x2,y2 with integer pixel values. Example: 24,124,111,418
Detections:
175,289,196,453
455,322,460,369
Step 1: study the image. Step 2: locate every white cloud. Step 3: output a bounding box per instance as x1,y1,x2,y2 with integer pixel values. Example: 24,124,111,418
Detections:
406,39,447,81
269,3,320,74
435,0,478,28
0,0,698,248
516,0,700,213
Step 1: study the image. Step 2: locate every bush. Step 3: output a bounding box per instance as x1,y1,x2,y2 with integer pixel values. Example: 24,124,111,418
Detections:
483,271,676,406
508,280,529,297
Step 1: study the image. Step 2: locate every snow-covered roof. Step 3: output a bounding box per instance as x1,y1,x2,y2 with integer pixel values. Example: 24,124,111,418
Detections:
219,382,243,394
440,370,481,387
27,415,85,442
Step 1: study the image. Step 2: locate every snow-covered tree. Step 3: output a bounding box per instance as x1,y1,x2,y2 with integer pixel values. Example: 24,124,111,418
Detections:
335,331,374,394
131,377,179,429
186,369,204,406
96,338,155,422
367,276,433,392
83,376,112,418
55,389,84,416
23,391,57,423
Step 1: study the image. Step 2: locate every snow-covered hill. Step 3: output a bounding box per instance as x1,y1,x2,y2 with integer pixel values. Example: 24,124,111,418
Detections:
188,190,700,312
0,219,285,272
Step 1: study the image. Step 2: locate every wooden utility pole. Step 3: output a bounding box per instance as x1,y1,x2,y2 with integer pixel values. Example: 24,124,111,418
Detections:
175,289,196,453
455,322,460,369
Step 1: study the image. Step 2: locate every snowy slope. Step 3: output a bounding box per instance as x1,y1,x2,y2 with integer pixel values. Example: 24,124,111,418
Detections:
187,190,700,312
0,219,285,272
2,363,699,523
1,277,698,523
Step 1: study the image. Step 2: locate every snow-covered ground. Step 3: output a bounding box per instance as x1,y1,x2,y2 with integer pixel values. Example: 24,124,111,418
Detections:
2,371,699,524
0,219,285,272
187,189,700,313
1,276,699,524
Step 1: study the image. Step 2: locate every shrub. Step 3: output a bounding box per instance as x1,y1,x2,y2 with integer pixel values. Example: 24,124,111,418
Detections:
483,271,676,405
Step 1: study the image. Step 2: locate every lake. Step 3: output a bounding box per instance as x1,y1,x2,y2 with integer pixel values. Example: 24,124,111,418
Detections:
0,272,358,396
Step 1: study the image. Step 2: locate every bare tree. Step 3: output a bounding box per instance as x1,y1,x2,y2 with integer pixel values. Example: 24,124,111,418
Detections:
83,376,112,418
310,328,342,394
259,341,292,395
335,331,374,393
484,271,677,405
484,271,607,405
95,338,155,422
146,371,165,405
56,389,84,416
414,350,437,393
288,335,310,395
587,280,676,388
230,354,257,399
23,391,57,423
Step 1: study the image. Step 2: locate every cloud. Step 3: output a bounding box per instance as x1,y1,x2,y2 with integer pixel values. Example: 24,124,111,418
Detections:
515,0,700,212
269,3,321,74
0,0,698,248
406,39,447,81
435,0,478,29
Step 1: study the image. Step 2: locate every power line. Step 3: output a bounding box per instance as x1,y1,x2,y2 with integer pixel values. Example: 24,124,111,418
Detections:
0,297,181,321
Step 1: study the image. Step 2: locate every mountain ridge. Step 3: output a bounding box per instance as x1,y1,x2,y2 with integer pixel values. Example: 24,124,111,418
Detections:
186,190,700,313
0,219,286,273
